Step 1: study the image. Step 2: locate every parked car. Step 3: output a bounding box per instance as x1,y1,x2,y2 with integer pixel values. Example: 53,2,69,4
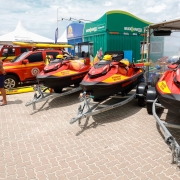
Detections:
3,49,62,88
0,44,32,62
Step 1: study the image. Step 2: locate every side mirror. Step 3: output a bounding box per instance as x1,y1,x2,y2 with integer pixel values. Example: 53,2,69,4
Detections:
22,59,29,64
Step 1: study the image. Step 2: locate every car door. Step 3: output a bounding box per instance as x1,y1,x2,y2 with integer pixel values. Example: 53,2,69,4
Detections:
22,52,45,81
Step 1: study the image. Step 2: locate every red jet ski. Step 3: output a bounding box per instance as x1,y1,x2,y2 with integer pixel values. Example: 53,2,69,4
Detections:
154,60,180,114
80,54,144,100
36,54,91,93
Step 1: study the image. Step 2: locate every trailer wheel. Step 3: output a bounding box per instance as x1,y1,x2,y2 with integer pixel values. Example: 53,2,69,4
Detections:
136,82,148,107
138,87,147,106
146,102,153,114
138,96,146,106
54,88,62,93
4,75,18,89
146,87,157,115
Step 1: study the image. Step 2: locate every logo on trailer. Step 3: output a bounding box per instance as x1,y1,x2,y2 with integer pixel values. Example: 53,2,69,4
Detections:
31,68,40,76
124,27,142,32
67,26,73,38
86,24,105,33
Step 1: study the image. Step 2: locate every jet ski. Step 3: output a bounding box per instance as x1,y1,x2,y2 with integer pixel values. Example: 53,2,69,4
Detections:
80,54,144,100
155,59,180,114
36,54,91,93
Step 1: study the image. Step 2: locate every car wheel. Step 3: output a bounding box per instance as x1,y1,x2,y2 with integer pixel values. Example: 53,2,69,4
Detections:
4,75,18,89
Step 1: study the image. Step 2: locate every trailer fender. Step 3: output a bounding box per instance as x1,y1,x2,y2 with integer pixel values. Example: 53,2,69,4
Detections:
146,87,157,102
136,82,148,97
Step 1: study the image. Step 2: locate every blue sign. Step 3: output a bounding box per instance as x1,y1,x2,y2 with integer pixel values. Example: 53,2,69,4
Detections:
67,23,84,39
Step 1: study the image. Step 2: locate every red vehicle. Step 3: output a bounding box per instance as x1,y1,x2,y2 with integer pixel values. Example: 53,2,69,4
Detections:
80,54,144,100
0,44,32,62
36,54,91,93
3,49,62,89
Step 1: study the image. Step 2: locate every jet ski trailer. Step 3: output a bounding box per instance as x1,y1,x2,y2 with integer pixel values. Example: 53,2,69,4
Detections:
70,91,138,126
145,19,180,166
25,84,82,110
70,55,149,126
26,55,91,111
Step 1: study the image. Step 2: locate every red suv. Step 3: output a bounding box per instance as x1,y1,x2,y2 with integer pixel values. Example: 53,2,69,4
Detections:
3,49,62,88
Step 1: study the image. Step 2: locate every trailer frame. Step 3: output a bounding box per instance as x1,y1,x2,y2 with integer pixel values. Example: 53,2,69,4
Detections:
70,91,136,126
152,98,180,166
25,84,82,110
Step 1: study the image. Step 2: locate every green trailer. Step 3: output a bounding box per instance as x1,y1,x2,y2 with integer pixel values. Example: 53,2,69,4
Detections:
82,10,151,62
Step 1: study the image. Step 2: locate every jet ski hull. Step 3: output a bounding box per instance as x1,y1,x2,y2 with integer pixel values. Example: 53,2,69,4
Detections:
37,71,87,90
157,92,180,114
36,58,91,92
80,73,143,99
155,65,180,115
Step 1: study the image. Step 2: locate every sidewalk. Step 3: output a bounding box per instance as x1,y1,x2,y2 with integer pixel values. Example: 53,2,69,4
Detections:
0,91,180,180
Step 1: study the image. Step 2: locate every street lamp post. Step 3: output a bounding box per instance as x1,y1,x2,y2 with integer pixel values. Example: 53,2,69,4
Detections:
56,7,61,43
57,7,60,28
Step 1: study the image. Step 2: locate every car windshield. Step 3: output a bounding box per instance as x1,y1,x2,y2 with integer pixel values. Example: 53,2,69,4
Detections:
11,52,30,62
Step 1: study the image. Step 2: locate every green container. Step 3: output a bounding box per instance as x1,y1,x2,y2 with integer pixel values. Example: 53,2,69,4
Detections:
83,10,151,62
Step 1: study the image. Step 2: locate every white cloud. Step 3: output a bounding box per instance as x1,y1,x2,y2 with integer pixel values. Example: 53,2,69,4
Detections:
146,4,166,13
103,2,113,6
0,0,179,40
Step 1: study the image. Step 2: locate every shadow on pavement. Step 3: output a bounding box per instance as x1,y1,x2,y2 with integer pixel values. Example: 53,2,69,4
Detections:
29,90,81,115
7,99,23,105
75,98,142,136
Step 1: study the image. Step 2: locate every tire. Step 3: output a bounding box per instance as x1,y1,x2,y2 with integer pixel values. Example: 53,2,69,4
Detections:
146,87,157,115
147,102,153,114
53,88,62,93
138,96,146,106
4,75,18,89
136,83,148,107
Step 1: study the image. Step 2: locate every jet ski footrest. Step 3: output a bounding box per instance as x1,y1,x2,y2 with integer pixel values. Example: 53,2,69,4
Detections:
152,99,180,167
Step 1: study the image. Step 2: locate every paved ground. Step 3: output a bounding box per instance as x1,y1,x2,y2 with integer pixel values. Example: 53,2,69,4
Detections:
0,89,180,180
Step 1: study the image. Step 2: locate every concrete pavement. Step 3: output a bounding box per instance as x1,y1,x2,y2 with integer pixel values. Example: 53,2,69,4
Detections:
0,90,180,180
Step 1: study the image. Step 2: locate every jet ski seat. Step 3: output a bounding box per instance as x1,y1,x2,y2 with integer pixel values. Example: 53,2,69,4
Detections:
127,67,134,76
69,60,84,71
118,66,128,76
118,59,130,76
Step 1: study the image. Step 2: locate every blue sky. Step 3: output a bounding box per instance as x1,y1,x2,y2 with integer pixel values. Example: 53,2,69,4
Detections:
0,0,180,41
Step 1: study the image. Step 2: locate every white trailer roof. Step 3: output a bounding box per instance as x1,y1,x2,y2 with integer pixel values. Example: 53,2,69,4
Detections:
149,18,180,30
